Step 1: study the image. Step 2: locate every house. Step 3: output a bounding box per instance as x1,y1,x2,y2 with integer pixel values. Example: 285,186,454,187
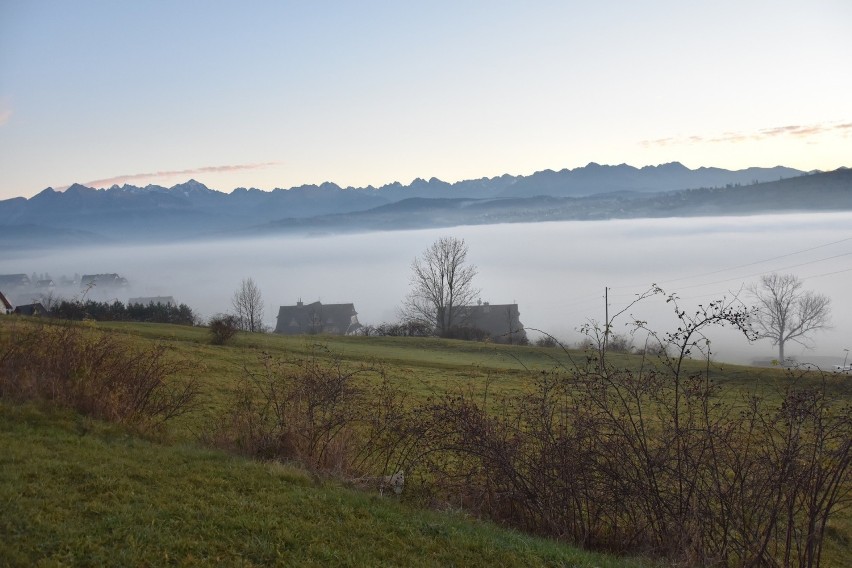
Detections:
0,291,12,314
80,273,128,289
128,296,176,307
13,302,47,317
275,300,362,335
456,302,527,344
0,274,31,290
35,279,56,290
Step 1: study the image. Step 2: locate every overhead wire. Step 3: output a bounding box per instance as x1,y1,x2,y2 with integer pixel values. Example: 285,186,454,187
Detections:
567,235,851,318
609,235,852,291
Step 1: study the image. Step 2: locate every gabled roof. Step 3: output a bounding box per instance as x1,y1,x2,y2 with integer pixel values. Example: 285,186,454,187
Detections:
0,274,31,288
275,301,361,335
0,290,12,312
13,302,47,317
80,274,128,288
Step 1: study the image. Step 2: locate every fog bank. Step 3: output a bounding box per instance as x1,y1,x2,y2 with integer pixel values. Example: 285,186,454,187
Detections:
2,212,850,366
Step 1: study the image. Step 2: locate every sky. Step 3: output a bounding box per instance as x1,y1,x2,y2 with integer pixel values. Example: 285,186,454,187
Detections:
1,0,851,200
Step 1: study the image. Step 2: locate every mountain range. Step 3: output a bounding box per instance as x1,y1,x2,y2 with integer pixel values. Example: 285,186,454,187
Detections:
2,162,849,248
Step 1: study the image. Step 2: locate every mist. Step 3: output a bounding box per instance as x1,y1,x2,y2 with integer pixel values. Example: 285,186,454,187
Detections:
3,212,850,366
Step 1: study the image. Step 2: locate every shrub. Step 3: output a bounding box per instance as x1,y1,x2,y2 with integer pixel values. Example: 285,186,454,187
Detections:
209,347,413,483
367,321,432,337
0,322,198,429
398,296,852,566
442,325,490,342
535,335,559,348
209,314,239,345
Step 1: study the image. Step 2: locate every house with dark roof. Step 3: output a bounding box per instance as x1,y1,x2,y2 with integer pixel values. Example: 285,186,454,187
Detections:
456,302,527,344
0,274,31,289
0,291,12,314
13,302,47,317
275,301,361,335
80,273,128,289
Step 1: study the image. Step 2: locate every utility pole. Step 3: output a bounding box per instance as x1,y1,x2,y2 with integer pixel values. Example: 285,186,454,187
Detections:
603,286,609,368
605,287,610,344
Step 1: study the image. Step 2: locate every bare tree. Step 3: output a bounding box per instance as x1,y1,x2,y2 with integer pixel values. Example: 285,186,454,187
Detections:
232,277,265,332
749,273,831,362
401,236,479,336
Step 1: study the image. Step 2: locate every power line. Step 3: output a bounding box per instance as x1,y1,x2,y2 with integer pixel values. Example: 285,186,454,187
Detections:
673,252,852,291
803,265,852,281
610,236,852,291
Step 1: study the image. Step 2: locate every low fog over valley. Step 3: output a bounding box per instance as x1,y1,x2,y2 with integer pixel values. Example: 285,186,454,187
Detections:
3,212,849,367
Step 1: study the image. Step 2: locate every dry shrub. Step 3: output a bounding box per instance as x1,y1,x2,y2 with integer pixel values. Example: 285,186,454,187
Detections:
403,297,852,566
0,322,198,429
200,294,850,566
210,345,414,482
209,314,239,345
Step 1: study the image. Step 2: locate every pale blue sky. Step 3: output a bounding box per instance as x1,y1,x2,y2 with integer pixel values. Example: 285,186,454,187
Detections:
1,0,850,198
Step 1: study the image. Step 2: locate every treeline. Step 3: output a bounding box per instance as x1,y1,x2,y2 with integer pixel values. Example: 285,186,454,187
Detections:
50,300,197,326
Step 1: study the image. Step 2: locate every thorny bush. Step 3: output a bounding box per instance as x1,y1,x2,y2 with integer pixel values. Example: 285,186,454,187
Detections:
0,321,198,429
202,291,852,566
401,293,851,567
210,344,415,487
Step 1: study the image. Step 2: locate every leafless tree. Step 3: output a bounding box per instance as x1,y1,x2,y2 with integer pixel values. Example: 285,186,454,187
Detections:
401,236,479,336
232,277,265,332
750,273,831,362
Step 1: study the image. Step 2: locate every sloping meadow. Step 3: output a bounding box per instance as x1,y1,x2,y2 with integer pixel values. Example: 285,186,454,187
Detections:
1,315,850,566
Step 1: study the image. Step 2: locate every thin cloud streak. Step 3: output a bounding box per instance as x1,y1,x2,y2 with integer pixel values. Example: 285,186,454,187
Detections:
68,162,281,189
0,109,11,126
640,121,852,148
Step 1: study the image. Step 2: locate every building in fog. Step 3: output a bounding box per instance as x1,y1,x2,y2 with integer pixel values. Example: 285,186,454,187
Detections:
0,291,12,314
12,302,47,317
275,300,361,335
80,273,128,289
0,274,31,290
456,302,527,344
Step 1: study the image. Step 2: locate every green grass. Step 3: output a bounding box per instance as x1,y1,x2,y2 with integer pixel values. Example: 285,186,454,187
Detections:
2,317,850,566
0,402,650,567
92,319,852,387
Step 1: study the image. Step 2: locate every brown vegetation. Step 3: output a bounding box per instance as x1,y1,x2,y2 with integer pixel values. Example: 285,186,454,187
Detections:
0,321,198,429
206,297,851,566
2,296,849,566
207,345,412,489
208,313,240,345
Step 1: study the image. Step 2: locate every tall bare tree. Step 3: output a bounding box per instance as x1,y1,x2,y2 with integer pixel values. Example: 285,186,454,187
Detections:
401,236,479,336
232,277,265,332
749,273,831,362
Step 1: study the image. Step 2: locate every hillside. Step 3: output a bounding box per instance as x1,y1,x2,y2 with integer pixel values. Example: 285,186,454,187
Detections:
0,403,647,567
2,319,850,566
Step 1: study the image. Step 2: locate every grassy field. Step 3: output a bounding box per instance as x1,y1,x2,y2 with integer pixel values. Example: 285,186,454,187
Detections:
2,317,850,566
87,320,852,439
0,402,651,567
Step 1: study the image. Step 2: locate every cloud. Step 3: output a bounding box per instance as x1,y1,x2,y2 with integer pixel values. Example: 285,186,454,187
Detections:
0,108,10,126
68,162,281,189
639,120,851,147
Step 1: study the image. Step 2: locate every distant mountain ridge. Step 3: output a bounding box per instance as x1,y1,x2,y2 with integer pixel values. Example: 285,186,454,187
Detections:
1,162,847,247
242,169,852,236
